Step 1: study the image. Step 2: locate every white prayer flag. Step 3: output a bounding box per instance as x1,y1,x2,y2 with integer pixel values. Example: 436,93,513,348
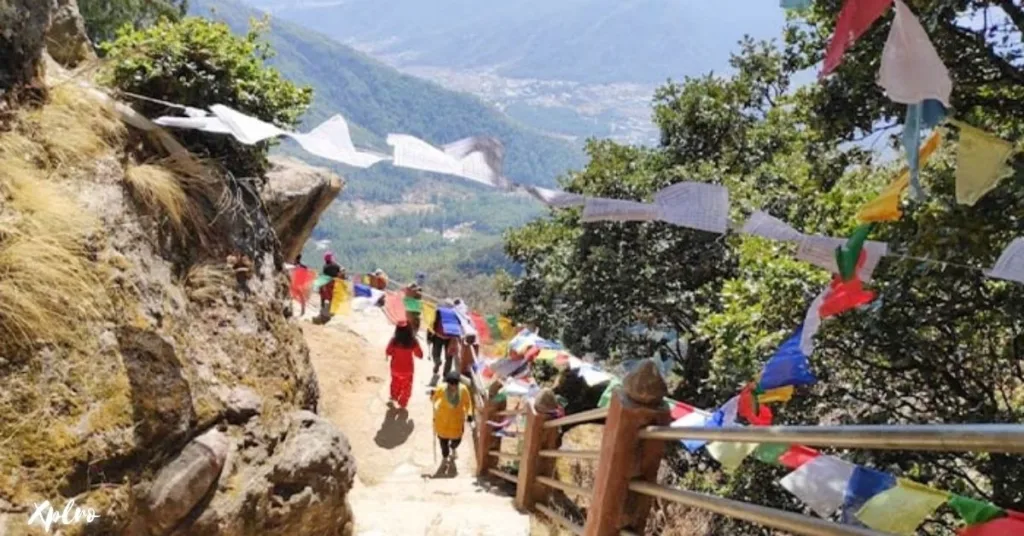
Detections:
287,115,389,168
740,211,803,242
524,185,585,208
986,237,1024,284
800,287,830,355
388,134,511,189
154,115,233,135
878,0,952,107
717,395,741,427
795,234,889,281
388,134,459,175
779,455,857,518
581,198,659,222
209,104,286,145
579,365,614,386
654,182,730,234
706,441,760,473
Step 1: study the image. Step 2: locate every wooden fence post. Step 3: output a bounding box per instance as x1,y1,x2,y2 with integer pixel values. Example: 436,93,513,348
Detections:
583,362,671,536
515,389,560,512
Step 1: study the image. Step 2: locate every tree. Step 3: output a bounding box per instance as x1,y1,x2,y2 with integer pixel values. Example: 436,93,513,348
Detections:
101,16,312,178
79,0,189,45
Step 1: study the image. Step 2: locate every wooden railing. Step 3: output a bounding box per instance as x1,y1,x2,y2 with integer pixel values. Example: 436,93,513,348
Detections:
471,362,1024,536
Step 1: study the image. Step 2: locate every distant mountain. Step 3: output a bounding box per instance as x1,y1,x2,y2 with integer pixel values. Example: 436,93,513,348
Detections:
238,0,786,85
190,0,585,189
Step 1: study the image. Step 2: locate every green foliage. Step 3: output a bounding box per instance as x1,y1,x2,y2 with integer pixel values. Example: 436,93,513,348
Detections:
100,16,312,178
504,4,1024,532
79,0,189,45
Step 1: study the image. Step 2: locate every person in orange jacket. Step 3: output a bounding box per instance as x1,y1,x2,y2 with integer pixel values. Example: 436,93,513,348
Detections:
386,321,423,409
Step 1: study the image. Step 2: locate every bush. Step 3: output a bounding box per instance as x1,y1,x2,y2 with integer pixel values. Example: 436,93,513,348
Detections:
101,16,312,178
79,0,188,45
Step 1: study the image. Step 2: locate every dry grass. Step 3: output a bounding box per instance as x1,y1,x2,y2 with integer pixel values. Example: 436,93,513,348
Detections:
183,262,233,304
23,84,125,171
125,164,191,233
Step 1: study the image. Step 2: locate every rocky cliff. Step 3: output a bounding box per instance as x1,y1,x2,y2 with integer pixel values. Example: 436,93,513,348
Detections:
0,5,352,535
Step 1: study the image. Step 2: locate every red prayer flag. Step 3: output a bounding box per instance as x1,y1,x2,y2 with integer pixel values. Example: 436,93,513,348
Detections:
669,400,698,421
819,276,876,317
821,0,893,77
959,516,1024,536
289,266,315,305
778,445,820,469
471,311,493,344
383,292,407,325
739,385,774,426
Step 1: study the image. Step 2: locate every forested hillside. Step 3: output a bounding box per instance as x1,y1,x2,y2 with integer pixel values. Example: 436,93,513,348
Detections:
189,0,585,291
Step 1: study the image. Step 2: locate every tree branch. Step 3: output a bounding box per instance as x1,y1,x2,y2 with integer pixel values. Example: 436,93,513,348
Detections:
950,24,1024,84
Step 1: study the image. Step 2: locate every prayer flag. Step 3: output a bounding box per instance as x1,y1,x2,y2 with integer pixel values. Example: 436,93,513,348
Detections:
403,296,422,314
706,441,760,473
800,288,829,355
821,0,893,77
819,276,876,317
779,445,821,469
313,274,332,290
843,466,896,523
987,238,1024,284
738,385,773,426
437,307,463,337
423,301,437,333
653,182,731,234
903,99,948,199
948,496,1005,526
667,399,698,420
959,516,1024,536
581,197,659,222
835,224,875,281
329,279,350,316
383,292,406,324
954,122,1016,206
498,316,517,339
760,386,795,404
524,185,585,208
781,0,812,9
579,365,614,387
670,410,715,453
753,443,790,465
857,130,942,222
471,312,492,343
878,0,952,107
780,455,857,518
856,478,949,535
353,283,372,298
757,328,817,391
486,315,502,340
597,378,623,408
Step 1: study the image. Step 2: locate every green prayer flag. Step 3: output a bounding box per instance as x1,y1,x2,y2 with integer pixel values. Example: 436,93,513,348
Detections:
597,378,622,408
753,443,790,465
403,296,422,313
312,274,332,290
948,495,1005,526
486,315,502,339
835,223,874,280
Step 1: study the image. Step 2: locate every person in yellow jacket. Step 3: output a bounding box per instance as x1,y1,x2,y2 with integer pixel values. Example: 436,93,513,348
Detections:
432,371,473,464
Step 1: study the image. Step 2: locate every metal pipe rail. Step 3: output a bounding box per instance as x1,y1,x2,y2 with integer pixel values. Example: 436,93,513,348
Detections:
535,504,583,535
545,407,609,429
628,481,889,536
638,424,1024,453
539,449,600,461
488,468,518,485
536,476,594,499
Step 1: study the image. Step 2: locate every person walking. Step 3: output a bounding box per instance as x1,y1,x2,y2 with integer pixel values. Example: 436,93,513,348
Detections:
431,371,473,465
429,304,456,378
386,322,423,409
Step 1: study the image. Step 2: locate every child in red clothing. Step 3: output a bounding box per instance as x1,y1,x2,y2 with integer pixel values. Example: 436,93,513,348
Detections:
386,322,423,408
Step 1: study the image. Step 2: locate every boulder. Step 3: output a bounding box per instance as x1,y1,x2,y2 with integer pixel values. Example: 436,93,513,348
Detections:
46,0,94,68
262,156,343,263
0,0,53,94
137,428,231,535
180,411,357,536
224,387,262,424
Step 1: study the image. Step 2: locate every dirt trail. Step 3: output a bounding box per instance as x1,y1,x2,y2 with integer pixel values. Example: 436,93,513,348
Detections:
300,306,530,535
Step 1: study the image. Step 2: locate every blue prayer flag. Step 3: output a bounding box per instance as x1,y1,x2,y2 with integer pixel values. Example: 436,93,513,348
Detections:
843,467,896,524
353,284,372,298
757,327,818,391
438,307,463,337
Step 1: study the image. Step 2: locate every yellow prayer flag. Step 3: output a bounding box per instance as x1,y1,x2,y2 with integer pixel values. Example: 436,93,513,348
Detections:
759,385,795,404
857,130,943,222
954,122,1016,206
498,316,516,339
422,301,437,333
329,279,350,316
855,478,949,535
706,441,759,473
487,341,509,358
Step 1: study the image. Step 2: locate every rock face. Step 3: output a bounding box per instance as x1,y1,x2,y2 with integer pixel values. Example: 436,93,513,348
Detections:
262,156,344,263
46,0,94,68
0,0,53,94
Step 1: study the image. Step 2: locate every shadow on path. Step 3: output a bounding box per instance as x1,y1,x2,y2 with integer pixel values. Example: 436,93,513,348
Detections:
374,407,414,449
424,460,458,479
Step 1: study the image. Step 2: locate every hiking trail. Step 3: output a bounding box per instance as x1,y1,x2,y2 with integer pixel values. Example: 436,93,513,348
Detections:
300,306,530,535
